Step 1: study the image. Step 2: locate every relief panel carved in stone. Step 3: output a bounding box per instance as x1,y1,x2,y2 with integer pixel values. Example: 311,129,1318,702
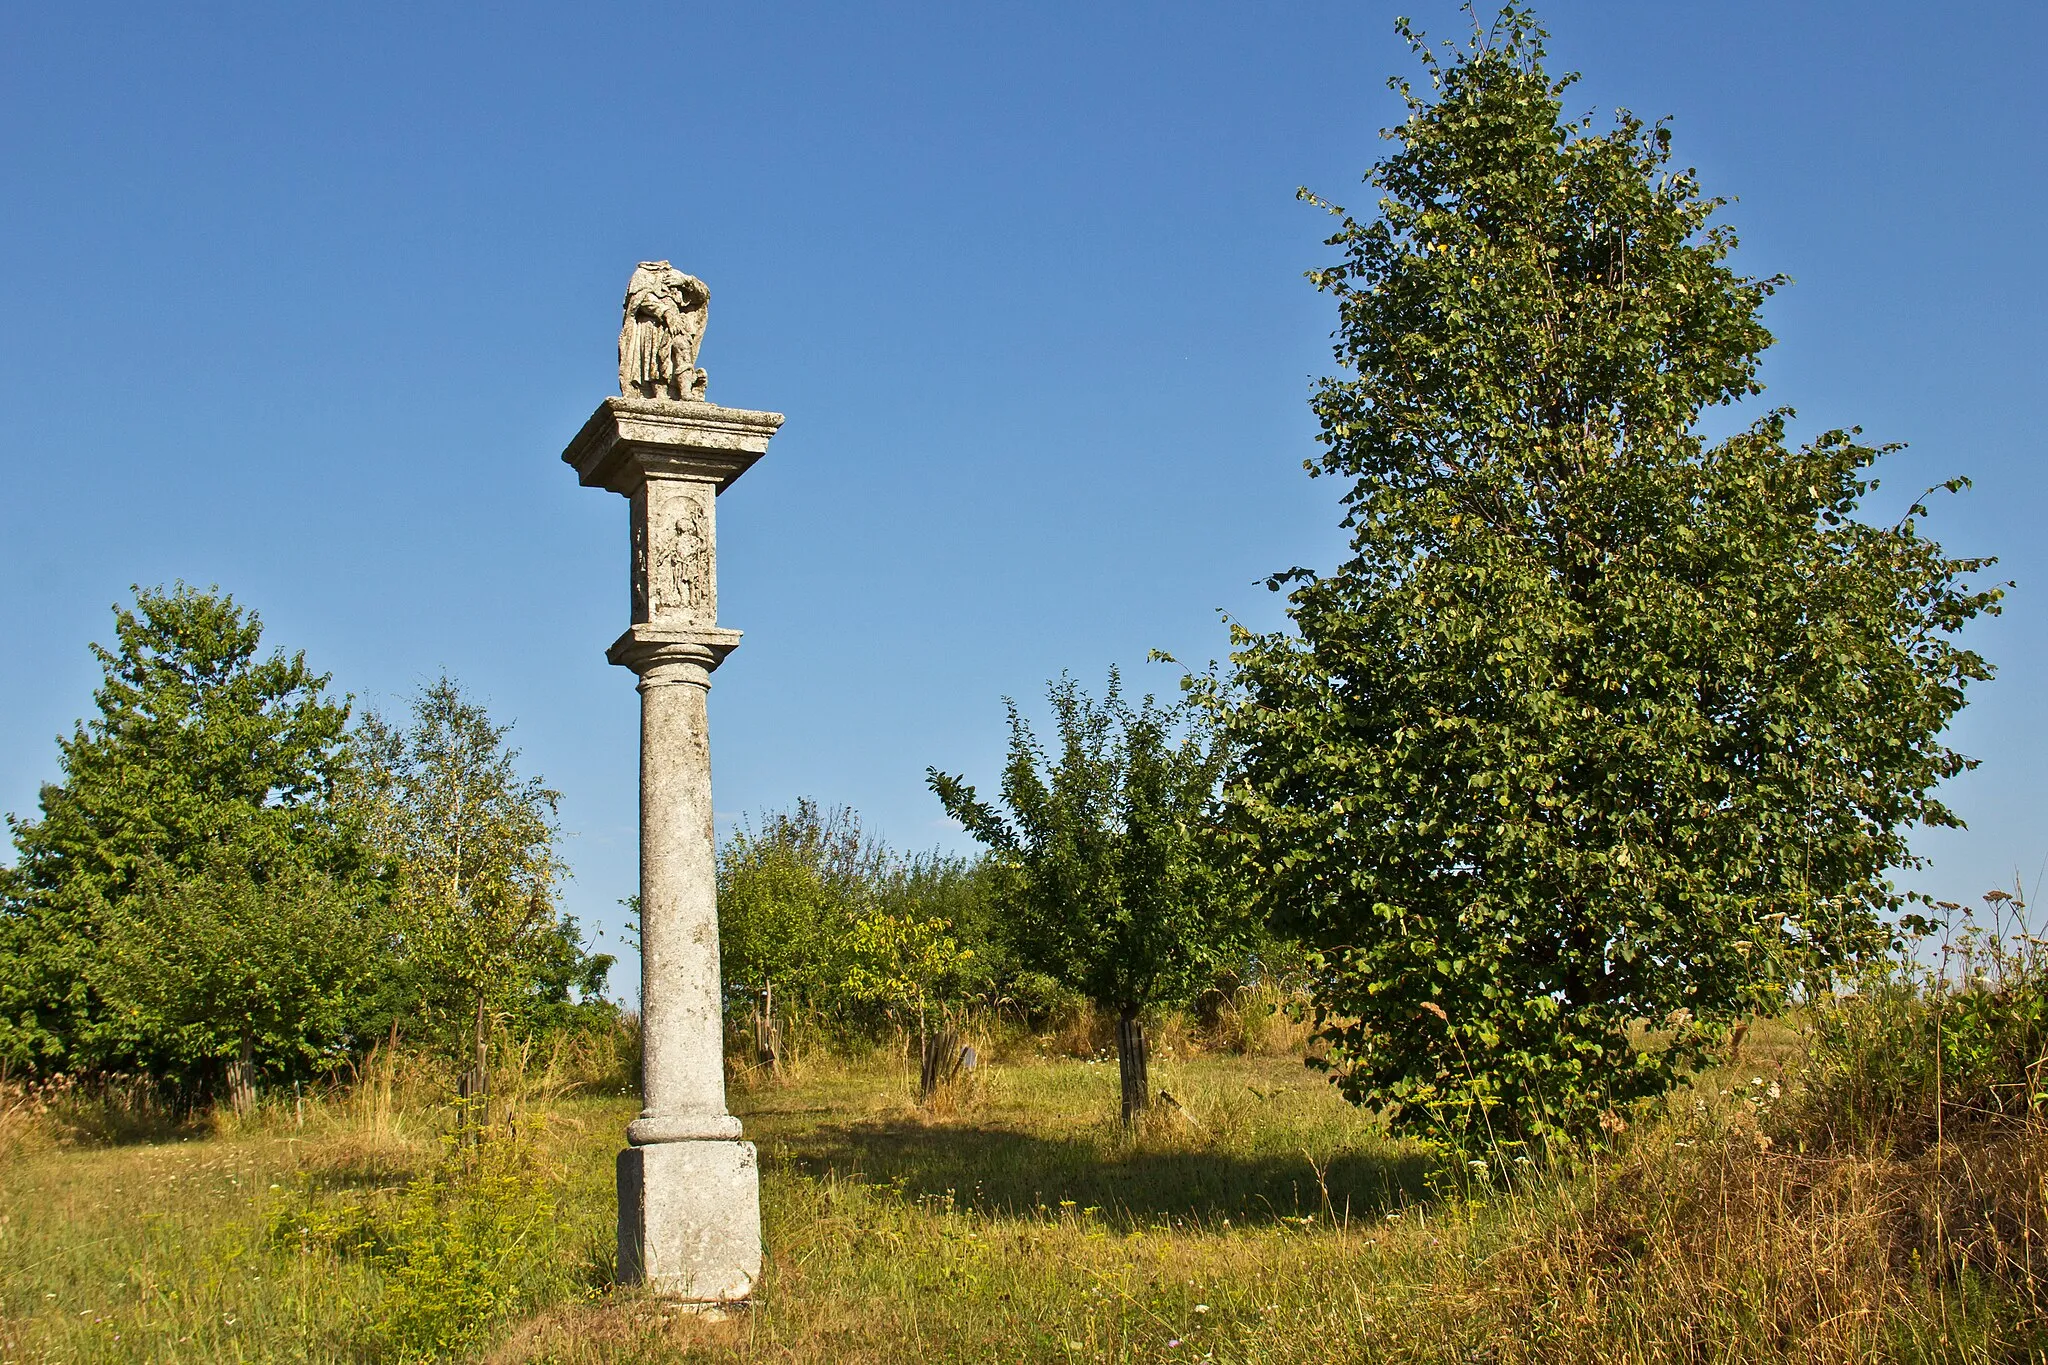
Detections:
630,480,717,625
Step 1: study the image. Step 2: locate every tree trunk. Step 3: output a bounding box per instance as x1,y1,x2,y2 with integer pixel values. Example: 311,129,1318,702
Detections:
227,1023,257,1118
1116,1007,1149,1126
919,1026,961,1103
753,982,783,1078
461,993,489,1141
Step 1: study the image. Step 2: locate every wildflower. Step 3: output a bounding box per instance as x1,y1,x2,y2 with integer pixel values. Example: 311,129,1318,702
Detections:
1766,1082,1781,1100
1467,1159,1487,1174
1194,1304,1210,1314
1169,1341,1182,1349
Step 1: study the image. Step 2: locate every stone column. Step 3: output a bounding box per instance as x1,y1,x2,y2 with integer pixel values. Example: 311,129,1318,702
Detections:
563,394,783,1304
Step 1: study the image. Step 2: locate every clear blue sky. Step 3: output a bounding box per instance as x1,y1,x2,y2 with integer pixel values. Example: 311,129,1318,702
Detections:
3,3,2041,1001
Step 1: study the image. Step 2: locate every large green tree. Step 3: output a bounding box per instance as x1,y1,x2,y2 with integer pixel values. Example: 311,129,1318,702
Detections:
1210,11,2003,1146
930,671,1234,1123
0,584,369,1089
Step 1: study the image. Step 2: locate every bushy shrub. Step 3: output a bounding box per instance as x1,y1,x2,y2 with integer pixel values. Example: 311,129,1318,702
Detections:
271,1135,581,1361
1799,892,2047,1153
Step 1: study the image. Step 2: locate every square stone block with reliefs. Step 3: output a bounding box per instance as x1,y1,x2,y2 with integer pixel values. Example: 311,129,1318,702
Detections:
616,1141,763,1302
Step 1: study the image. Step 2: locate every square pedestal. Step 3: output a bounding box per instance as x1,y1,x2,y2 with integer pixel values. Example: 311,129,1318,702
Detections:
617,1140,762,1301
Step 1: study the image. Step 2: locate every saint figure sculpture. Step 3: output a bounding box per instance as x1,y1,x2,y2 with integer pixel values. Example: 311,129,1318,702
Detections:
619,261,710,401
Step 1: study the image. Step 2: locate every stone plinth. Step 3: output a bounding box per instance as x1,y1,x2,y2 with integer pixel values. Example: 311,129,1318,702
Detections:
617,1142,762,1300
565,394,783,1303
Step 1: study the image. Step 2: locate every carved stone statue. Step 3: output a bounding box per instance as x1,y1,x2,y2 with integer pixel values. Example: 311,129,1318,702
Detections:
619,261,709,402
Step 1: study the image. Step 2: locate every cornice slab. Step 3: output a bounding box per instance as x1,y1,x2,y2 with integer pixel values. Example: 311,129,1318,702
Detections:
563,397,786,496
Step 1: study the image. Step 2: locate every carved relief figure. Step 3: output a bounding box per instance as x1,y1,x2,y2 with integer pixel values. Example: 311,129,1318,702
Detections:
652,504,711,618
618,261,710,401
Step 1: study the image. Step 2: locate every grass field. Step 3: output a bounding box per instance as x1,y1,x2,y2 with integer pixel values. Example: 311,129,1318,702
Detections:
1,1027,2041,1363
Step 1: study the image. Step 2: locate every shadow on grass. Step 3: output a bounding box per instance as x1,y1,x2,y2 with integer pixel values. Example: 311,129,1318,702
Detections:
769,1120,1435,1229
43,1108,199,1149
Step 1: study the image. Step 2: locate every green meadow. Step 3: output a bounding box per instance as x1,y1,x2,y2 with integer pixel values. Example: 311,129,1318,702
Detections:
4,1011,2039,1364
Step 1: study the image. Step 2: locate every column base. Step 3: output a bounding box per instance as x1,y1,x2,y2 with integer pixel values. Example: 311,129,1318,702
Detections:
627,1110,744,1144
616,1141,763,1302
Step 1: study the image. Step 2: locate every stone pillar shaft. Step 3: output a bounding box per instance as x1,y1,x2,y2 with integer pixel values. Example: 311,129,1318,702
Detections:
628,646,740,1143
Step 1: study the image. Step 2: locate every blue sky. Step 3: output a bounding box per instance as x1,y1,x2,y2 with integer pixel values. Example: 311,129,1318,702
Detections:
3,3,2042,1001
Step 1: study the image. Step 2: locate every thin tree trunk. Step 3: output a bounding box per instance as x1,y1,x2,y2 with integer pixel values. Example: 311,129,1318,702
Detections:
754,982,783,1078
1116,1007,1149,1126
467,992,490,1141
228,1023,257,1117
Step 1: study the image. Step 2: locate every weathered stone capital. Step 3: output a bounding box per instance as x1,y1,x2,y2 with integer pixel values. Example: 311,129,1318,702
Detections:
607,624,744,684
564,397,785,496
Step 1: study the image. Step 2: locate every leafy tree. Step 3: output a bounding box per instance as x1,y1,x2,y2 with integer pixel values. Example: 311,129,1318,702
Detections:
717,800,980,1038
717,801,879,1015
98,855,376,1111
1207,10,2003,1146
930,671,1233,1123
0,584,365,1090
348,678,606,1104
836,909,972,1031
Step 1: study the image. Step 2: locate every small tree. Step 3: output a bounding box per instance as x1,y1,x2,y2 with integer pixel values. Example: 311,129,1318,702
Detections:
717,801,880,1020
929,671,1232,1124
0,584,364,1093
1210,10,2003,1146
349,678,597,1119
717,801,978,1077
